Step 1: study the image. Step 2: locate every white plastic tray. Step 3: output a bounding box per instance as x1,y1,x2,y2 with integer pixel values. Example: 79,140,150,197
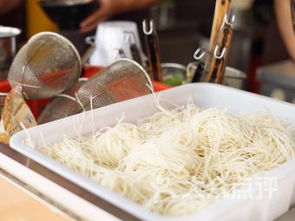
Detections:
10,83,295,221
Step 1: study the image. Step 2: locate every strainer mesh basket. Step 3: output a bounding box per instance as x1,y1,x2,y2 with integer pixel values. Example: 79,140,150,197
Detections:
76,59,151,111
37,80,85,124
8,32,81,99
39,59,152,123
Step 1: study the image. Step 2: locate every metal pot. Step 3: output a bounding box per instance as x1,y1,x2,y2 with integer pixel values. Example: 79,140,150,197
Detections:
161,63,187,86
223,66,247,89
0,26,21,80
163,63,247,89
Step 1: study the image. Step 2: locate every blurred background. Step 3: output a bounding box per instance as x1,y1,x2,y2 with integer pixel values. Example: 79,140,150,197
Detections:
1,0,294,102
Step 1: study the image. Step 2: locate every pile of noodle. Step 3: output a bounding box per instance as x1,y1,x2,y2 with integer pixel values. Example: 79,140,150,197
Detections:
37,100,295,217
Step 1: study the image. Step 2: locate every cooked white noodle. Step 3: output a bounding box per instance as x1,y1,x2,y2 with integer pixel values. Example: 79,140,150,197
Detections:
38,100,295,217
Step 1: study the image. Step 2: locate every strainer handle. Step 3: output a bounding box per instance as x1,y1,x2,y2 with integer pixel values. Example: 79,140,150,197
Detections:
85,36,95,46
82,36,96,65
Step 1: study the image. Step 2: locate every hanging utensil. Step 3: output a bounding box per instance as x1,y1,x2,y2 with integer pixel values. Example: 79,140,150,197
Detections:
8,32,81,99
208,0,232,55
143,19,163,82
186,48,209,83
81,36,96,65
204,46,226,83
76,59,152,111
39,59,152,123
37,78,88,124
203,13,235,83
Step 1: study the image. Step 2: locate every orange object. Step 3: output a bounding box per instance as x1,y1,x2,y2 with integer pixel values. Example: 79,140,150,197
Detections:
152,80,172,92
26,0,58,37
82,65,103,78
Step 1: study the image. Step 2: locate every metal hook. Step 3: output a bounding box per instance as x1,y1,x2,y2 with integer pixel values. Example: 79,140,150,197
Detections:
85,36,95,46
143,19,154,35
224,12,235,28
213,45,226,59
193,48,206,60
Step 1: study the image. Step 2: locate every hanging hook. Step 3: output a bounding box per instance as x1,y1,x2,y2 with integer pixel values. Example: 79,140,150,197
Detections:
85,36,95,46
213,45,226,59
193,48,206,60
142,19,154,35
223,12,235,28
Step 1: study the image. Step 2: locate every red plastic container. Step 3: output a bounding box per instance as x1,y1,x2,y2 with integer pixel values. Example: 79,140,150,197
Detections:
83,65,172,92
0,80,51,119
152,80,172,92
0,66,171,119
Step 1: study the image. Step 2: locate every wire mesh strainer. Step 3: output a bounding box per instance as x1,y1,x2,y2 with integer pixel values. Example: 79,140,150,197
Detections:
38,58,152,123
76,58,152,111
8,32,81,99
37,78,87,124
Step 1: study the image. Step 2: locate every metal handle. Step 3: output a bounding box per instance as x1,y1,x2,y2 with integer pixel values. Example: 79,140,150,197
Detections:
85,36,95,46
187,61,207,83
193,48,207,60
81,36,96,65
208,0,232,55
143,19,163,82
203,11,234,83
